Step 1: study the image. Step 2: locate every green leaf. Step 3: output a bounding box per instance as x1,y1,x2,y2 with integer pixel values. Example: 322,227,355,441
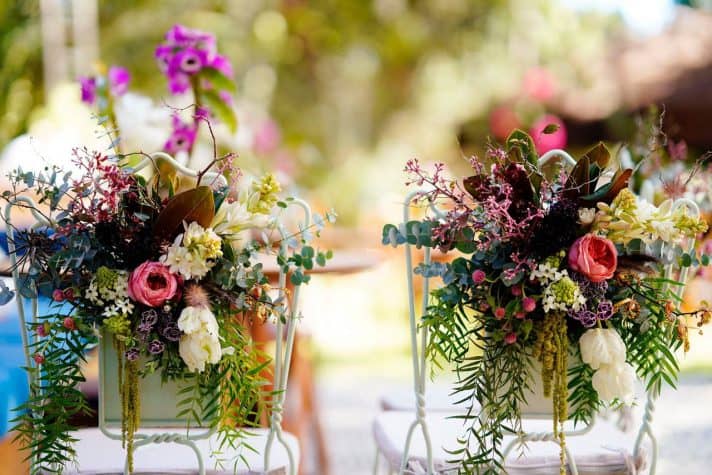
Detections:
200,90,237,133
200,67,238,94
542,123,560,134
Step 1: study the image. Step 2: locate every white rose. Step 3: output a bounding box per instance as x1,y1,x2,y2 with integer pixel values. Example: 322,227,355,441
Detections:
177,306,220,336
179,331,222,373
591,362,636,405
579,328,626,370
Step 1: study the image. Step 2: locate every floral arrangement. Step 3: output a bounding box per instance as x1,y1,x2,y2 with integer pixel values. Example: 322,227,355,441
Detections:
383,130,710,473
0,25,334,474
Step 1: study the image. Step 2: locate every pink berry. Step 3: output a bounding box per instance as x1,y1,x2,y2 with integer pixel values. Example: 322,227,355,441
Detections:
36,323,49,337
63,317,76,331
472,270,487,285
52,289,65,302
504,332,517,345
510,286,522,296
63,288,75,301
515,311,526,319
522,297,536,313
494,307,506,320
33,353,45,365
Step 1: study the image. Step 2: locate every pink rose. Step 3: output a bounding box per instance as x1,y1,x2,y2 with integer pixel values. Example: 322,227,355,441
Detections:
128,261,180,307
568,234,617,283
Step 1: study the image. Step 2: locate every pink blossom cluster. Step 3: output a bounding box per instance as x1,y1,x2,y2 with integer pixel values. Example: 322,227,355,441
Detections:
66,149,135,224
155,24,234,95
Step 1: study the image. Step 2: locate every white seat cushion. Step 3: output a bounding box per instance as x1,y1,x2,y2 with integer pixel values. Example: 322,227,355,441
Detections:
373,411,645,474
379,385,471,413
45,427,298,474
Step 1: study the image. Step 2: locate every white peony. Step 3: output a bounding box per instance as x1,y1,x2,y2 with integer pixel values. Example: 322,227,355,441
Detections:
177,306,222,373
177,306,220,336
579,328,626,370
179,331,222,373
591,362,636,405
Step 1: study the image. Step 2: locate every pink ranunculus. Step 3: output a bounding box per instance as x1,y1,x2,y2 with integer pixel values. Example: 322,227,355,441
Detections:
568,234,618,283
128,261,180,307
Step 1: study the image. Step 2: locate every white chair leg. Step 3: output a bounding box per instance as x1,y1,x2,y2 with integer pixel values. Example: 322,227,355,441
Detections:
373,446,381,475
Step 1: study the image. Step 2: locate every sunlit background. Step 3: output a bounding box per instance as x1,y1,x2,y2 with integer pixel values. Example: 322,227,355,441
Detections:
1,1,712,474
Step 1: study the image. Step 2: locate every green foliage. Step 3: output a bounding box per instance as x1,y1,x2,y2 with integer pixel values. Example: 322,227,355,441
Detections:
567,353,601,426
12,312,97,473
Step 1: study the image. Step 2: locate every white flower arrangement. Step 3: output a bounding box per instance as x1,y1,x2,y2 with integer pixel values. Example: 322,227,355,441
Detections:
579,328,635,404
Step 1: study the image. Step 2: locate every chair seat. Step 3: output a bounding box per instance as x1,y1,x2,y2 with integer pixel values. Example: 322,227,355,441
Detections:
373,411,644,474
47,427,299,475
379,385,470,413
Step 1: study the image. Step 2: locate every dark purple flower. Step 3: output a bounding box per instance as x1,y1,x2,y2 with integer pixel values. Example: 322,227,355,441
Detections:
79,76,97,105
125,347,140,362
597,300,614,321
164,115,197,154
569,308,597,328
108,66,131,96
162,322,181,342
148,339,165,355
137,321,153,334
141,309,159,327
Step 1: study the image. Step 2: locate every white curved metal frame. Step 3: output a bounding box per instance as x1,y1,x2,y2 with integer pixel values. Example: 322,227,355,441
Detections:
375,149,699,475
4,152,309,475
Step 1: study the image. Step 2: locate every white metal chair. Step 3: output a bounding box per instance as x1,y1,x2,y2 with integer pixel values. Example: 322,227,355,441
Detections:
373,150,699,474
4,152,310,475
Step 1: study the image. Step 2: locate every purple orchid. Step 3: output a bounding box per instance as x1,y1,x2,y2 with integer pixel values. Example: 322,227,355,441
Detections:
79,76,97,105
108,66,131,96
164,115,197,154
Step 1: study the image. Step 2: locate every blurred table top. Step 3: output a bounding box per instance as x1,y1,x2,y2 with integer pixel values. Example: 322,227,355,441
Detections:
257,247,383,277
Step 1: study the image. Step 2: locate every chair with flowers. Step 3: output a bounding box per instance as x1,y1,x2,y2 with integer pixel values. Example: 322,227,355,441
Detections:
375,133,710,474
1,147,330,475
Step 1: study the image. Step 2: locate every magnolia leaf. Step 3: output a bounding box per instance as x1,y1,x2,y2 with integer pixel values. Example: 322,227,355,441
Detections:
581,168,633,205
581,142,611,168
200,67,237,94
564,155,591,200
505,129,538,167
542,123,560,134
153,186,215,240
463,175,484,199
200,91,237,133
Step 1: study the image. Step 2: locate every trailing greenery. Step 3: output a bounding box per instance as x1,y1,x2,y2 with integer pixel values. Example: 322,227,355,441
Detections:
12,311,96,473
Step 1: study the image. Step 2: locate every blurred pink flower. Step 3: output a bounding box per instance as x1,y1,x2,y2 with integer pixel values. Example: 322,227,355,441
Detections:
253,120,282,155
522,67,556,102
530,114,567,154
108,66,131,96
489,105,521,141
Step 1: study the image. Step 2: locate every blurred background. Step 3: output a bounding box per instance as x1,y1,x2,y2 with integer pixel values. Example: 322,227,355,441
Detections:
1,1,712,474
